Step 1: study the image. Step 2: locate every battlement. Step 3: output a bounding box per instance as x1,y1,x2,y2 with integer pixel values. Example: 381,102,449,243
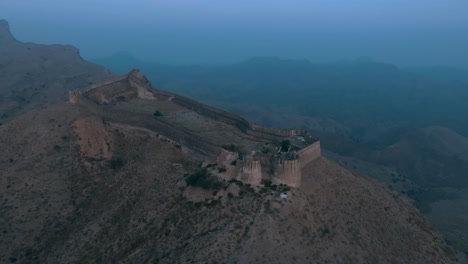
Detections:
274,159,301,187
214,138,320,188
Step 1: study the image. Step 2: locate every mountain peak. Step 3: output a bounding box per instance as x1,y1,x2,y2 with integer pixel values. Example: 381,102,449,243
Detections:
0,19,17,45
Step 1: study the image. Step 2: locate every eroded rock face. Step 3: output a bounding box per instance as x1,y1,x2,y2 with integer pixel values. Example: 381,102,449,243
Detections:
0,19,112,125
0,19,16,45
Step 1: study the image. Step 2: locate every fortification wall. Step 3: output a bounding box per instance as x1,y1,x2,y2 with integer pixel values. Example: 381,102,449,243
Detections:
297,141,321,169
69,91,220,159
69,91,80,104
100,109,220,159
153,85,311,143
252,152,273,166
157,91,252,132
246,125,308,142
71,71,322,187
273,159,301,187
68,91,101,112
86,80,137,104
153,90,175,101
127,69,149,87
250,124,306,137
127,69,157,99
80,75,128,93
238,159,262,185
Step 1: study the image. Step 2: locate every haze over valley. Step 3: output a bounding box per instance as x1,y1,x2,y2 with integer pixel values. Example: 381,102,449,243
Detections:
1,0,468,263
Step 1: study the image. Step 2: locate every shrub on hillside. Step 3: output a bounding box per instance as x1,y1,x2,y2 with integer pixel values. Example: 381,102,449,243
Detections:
186,169,224,190
222,144,237,152
110,157,125,170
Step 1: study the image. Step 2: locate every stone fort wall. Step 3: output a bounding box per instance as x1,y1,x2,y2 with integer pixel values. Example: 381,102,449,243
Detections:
80,75,128,93
249,124,306,138
297,141,321,169
69,91,220,159
273,159,301,187
154,90,252,133
238,159,262,185
153,90,307,141
78,69,310,141
71,70,322,187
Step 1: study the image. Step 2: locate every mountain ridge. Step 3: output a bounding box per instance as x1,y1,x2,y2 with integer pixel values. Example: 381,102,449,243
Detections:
0,18,112,125
1,70,465,263
0,19,17,45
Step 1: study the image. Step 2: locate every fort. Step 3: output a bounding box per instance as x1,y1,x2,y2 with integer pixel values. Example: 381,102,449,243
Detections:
69,69,321,187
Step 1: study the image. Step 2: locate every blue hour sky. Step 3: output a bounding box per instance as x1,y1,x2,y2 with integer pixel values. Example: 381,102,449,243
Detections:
1,0,467,67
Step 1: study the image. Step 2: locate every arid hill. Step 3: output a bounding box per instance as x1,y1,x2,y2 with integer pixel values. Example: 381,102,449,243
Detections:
0,19,112,124
0,70,465,263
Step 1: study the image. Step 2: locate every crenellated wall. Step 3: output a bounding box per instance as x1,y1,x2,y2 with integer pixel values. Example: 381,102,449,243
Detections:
273,159,301,187
238,159,262,185
218,139,320,188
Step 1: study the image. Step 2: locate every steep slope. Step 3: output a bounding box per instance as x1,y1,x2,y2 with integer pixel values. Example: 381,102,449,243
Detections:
1,76,465,263
373,126,468,188
230,157,462,263
0,19,112,124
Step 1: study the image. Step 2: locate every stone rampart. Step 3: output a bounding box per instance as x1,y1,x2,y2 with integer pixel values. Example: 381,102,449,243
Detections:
127,69,157,99
156,91,252,132
250,124,306,137
68,91,101,112
80,75,128,93
252,152,273,166
68,91,80,104
87,81,137,104
297,141,321,169
98,109,220,158
273,159,301,187
246,124,307,142
69,90,220,159
238,159,262,185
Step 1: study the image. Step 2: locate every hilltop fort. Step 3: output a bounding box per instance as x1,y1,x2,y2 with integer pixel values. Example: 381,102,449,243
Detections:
69,69,321,187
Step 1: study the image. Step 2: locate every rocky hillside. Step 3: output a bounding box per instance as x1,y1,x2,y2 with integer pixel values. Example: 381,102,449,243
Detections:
0,74,465,263
0,19,112,124
0,20,465,263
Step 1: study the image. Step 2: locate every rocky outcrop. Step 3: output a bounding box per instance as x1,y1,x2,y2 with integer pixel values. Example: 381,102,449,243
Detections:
0,19,16,45
0,19,112,125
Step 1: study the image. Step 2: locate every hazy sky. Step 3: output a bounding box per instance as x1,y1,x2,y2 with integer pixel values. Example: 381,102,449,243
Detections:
1,0,467,67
